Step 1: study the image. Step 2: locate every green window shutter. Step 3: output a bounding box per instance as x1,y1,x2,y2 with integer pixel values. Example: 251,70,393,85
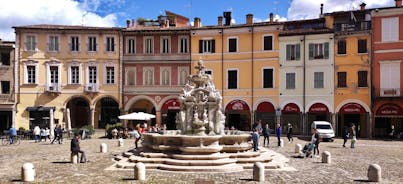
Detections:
324,42,329,59
309,44,314,60
211,40,215,53
296,44,301,60
286,45,290,60
199,40,203,53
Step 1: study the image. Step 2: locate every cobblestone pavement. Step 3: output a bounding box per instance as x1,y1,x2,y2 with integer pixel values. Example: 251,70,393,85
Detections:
0,131,402,184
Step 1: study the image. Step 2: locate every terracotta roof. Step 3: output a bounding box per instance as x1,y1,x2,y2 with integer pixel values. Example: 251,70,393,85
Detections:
13,24,121,30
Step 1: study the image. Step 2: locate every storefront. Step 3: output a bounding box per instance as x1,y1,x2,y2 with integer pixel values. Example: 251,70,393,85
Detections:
225,100,251,131
306,103,331,134
374,103,403,138
161,98,180,130
254,102,275,130
337,103,369,138
281,103,303,135
26,106,56,129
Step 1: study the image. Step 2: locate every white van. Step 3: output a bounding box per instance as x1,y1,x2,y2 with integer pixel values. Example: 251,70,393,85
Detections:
311,121,335,141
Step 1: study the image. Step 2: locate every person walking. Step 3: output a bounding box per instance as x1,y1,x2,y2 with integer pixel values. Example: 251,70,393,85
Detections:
45,127,50,140
252,128,260,152
33,126,40,143
351,124,357,148
342,125,349,147
71,133,87,163
262,124,270,147
312,128,320,156
287,123,293,143
51,126,59,144
276,123,282,147
40,128,46,142
9,127,17,144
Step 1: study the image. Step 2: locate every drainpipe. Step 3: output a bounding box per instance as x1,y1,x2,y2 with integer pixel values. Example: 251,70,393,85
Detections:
302,35,306,135
221,28,224,108
251,26,254,130
369,23,373,139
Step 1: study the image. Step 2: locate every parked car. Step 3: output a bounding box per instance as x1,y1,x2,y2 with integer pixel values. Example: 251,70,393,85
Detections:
311,121,335,142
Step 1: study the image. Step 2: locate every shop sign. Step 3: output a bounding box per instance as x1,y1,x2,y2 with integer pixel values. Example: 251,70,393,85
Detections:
256,102,275,113
376,103,402,115
226,100,250,111
309,103,329,113
282,103,300,113
339,103,366,114
162,99,180,110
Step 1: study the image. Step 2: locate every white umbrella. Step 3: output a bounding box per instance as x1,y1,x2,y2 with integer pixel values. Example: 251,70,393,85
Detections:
118,112,156,120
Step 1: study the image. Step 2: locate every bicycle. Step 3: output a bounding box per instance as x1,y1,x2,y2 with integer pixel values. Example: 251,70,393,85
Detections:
1,135,21,146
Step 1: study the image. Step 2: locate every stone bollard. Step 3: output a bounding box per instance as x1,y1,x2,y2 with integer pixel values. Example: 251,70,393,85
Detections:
118,138,124,147
134,162,146,181
280,139,284,147
21,163,35,182
71,153,79,164
100,143,107,153
295,143,302,153
368,164,382,182
321,151,331,164
253,162,265,182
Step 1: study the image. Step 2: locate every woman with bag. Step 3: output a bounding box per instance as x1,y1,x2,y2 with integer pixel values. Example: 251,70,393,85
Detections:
350,124,357,148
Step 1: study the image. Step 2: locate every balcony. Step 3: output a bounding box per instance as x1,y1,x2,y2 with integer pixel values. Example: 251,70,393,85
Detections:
46,83,61,93
85,83,99,93
374,88,402,98
334,21,371,33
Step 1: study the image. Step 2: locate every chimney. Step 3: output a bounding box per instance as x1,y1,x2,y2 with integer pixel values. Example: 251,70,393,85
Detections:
194,17,201,28
360,3,366,10
223,12,232,26
126,20,130,28
131,19,135,27
396,0,402,7
246,14,253,25
218,16,223,26
320,4,324,15
269,13,273,23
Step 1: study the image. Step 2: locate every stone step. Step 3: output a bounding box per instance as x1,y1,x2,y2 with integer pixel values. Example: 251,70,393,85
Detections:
163,158,237,166
140,152,168,158
239,162,283,169
235,156,273,163
228,151,261,158
158,163,244,172
116,162,160,169
128,156,165,164
122,152,134,157
171,153,229,160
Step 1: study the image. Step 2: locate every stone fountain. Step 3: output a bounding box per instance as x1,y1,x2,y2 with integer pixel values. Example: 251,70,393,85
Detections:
109,59,283,172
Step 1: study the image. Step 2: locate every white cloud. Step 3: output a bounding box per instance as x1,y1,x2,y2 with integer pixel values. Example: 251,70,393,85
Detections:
0,0,118,41
287,0,395,20
253,14,287,23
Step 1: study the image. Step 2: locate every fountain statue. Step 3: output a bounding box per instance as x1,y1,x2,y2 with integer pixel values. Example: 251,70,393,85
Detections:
177,59,225,136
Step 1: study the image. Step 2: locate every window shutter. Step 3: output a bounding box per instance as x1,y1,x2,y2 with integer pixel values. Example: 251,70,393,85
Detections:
199,40,203,53
324,42,329,59
309,44,314,60
286,45,290,60
296,44,300,60
211,40,215,53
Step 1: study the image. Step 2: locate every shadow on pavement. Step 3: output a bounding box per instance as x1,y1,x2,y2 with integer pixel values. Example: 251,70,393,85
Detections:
353,179,371,182
52,161,71,164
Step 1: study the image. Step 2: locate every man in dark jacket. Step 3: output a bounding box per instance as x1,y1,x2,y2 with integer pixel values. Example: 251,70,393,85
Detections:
71,133,86,163
276,123,282,147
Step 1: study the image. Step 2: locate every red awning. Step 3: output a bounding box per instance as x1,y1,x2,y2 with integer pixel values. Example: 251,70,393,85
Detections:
308,103,329,113
225,100,250,111
256,102,275,113
282,103,300,113
339,103,366,114
161,99,180,111
376,103,403,116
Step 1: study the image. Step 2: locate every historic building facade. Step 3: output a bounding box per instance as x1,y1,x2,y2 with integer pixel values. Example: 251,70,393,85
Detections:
14,25,121,130
0,39,15,133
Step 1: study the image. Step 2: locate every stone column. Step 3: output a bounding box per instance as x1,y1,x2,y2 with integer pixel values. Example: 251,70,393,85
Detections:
156,111,161,126
321,151,331,164
295,143,302,153
134,162,146,181
21,163,35,182
368,164,381,182
253,162,265,181
66,108,71,131
90,108,95,128
12,108,16,128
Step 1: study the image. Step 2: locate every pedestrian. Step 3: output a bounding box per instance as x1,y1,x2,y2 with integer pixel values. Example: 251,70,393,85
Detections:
133,129,141,149
351,124,357,148
40,128,46,142
253,119,263,133
287,123,293,143
262,123,270,147
312,128,320,156
276,123,282,147
252,128,260,152
57,125,63,144
51,125,59,144
9,127,17,144
33,126,40,143
342,125,349,147
45,127,50,140
389,125,395,140
70,133,87,163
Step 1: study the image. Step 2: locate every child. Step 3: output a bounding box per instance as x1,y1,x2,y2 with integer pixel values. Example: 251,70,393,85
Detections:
252,128,260,152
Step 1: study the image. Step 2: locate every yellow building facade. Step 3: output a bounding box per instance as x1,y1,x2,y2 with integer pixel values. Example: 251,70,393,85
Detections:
14,25,121,131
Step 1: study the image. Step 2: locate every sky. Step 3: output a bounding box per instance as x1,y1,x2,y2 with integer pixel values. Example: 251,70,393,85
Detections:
0,0,396,41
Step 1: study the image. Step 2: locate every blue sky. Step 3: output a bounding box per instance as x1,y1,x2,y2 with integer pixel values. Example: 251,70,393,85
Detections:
0,0,395,41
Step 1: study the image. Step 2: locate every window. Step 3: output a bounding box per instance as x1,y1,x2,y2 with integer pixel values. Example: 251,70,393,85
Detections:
160,67,170,85
0,52,10,65
106,37,115,52
228,38,237,52
205,70,212,76
263,68,274,88
48,36,59,51
178,67,189,85
106,67,115,84
337,72,347,88
88,36,97,51
227,70,238,89
314,72,324,88
144,37,154,54
70,36,79,51
358,71,368,87
26,35,36,51
50,66,59,84
1,81,10,94
143,67,154,85
286,73,295,89
263,35,273,51
199,40,215,53
127,38,136,54
381,17,399,42
27,65,36,84
161,37,170,54
179,37,188,53
88,66,97,84
380,62,401,93
286,44,300,60
358,39,367,53
126,68,136,85
337,40,346,55
309,43,329,60
70,66,80,84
